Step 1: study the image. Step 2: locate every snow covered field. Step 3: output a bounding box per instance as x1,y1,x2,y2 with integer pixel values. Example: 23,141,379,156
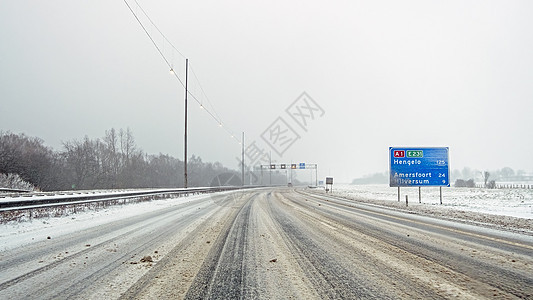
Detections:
329,184,533,219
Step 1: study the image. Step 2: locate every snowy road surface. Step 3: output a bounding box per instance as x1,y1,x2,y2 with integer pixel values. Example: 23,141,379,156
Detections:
1,188,532,299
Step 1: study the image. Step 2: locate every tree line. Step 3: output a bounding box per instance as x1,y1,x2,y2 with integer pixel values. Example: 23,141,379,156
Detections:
0,129,238,191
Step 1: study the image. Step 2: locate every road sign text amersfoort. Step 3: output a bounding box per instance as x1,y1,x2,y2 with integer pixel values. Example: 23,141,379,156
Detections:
389,147,449,187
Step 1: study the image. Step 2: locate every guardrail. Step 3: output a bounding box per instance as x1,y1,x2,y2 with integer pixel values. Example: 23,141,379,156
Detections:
0,186,245,212
0,187,32,193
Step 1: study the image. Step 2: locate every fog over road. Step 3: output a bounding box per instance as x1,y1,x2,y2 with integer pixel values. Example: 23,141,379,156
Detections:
1,188,532,299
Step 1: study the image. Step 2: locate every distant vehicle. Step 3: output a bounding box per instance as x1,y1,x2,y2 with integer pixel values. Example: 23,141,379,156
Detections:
287,183,293,187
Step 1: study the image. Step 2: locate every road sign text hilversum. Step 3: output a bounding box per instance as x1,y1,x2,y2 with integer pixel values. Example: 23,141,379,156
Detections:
389,147,450,187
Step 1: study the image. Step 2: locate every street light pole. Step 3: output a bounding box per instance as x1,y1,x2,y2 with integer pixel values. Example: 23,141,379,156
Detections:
184,58,188,188
242,132,245,186
269,151,272,185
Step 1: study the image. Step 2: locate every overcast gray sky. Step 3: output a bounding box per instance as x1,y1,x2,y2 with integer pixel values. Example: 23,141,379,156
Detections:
1,0,532,183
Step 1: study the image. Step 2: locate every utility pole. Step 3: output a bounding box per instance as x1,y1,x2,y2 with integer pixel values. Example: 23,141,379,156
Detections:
269,151,272,185
184,58,188,188
242,132,245,186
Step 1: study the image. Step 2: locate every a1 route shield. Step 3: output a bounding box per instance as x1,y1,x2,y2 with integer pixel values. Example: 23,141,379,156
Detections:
389,147,449,187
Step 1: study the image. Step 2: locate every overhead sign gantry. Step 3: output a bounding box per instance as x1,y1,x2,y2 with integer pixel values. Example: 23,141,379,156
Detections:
261,163,318,186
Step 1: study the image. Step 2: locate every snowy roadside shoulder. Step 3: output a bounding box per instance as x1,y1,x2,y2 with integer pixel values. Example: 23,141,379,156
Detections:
0,194,212,252
306,185,533,236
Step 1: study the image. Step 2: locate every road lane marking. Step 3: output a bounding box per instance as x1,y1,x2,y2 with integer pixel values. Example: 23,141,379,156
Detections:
319,221,337,231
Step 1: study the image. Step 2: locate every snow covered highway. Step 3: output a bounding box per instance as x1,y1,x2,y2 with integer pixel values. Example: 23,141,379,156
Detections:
1,188,532,299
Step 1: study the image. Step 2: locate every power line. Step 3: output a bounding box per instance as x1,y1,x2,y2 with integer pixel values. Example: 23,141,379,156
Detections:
123,0,242,144
122,0,185,88
132,0,187,60
189,63,222,122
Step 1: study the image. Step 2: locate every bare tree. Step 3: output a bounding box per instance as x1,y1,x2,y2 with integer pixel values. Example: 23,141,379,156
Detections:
62,136,101,189
0,131,57,190
461,167,473,181
500,167,514,180
103,128,120,187
119,128,136,168
482,171,490,188
0,173,36,190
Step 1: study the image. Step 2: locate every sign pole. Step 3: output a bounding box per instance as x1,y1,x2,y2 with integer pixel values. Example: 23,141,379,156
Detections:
419,187,421,203
325,177,333,193
440,187,443,204
315,165,318,187
398,187,400,202
290,161,292,184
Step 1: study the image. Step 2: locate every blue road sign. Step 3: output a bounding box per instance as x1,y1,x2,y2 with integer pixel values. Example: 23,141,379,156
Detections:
299,162,306,169
389,147,449,187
